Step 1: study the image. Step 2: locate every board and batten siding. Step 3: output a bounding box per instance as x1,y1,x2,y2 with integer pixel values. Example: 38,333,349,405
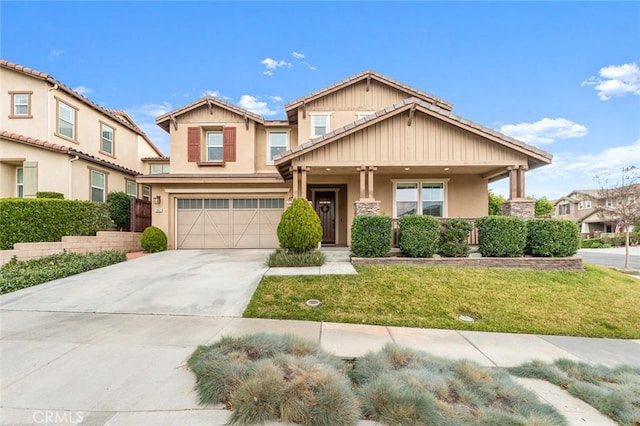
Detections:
305,80,413,111
293,113,527,166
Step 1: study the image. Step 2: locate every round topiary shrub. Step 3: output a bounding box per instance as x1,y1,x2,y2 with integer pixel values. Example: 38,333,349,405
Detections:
277,198,323,253
106,191,131,231
140,226,167,253
398,214,440,258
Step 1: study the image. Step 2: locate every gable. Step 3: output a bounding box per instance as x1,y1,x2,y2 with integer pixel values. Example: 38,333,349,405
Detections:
179,103,251,124
291,111,527,166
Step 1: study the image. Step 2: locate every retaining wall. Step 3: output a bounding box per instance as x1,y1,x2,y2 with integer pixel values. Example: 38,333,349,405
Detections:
351,256,584,271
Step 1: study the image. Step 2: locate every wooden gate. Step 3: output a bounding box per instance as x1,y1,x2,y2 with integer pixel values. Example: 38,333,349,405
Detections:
130,198,152,232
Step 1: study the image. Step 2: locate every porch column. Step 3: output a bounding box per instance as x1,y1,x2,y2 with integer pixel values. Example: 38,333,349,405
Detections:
358,166,367,200
291,166,299,198
507,166,518,200
517,165,528,198
300,166,309,200
367,166,377,200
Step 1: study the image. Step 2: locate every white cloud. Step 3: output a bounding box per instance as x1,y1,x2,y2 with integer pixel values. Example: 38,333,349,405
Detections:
201,90,220,98
72,85,92,96
498,118,588,145
582,62,640,100
48,49,64,61
237,95,278,116
128,102,173,118
269,96,283,102
292,51,305,59
260,58,291,76
125,102,174,156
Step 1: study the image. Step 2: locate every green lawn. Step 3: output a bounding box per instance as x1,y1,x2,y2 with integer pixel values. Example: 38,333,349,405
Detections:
244,264,640,338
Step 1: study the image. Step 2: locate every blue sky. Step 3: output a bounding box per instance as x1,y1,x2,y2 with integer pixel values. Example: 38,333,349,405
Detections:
2,1,639,199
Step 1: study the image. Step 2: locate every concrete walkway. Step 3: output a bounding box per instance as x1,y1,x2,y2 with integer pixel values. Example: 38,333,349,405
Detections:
265,247,357,276
2,248,639,425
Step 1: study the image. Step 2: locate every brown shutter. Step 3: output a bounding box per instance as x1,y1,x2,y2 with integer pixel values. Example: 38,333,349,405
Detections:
223,127,236,162
187,127,201,162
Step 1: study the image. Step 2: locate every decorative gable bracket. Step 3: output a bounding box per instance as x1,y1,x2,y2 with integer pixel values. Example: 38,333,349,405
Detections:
407,104,416,127
170,115,178,131
243,114,249,130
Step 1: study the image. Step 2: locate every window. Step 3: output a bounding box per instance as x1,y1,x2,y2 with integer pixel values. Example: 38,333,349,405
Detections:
311,114,330,137
16,167,23,197
259,198,284,209
204,199,229,209
394,181,446,218
233,198,258,209
578,202,583,210
206,131,223,161
150,163,170,174
10,92,31,117
91,170,106,202
57,99,76,140
126,180,137,197
267,131,288,163
101,123,114,155
177,199,203,209
142,185,151,201
558,203,570,215
584,200,591,209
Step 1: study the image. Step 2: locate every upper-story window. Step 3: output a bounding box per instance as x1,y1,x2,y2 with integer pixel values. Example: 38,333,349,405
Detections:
558,203,570,215
578,200,592,210
267,131,288,163
126,180,137,197
16,167,24,197
57,98,77,141
100,122,115,155
393,180,447,218
311,114,330,137
206,131,223,162
10,92,32,118
150,163,170,174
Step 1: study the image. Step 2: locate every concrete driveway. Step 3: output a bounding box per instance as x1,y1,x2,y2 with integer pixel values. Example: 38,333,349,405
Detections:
0,249,271,317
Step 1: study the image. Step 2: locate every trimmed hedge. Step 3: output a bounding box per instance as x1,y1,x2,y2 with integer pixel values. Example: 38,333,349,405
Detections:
36,192,64,199
581,233,640,248
107,191,131,230
398,214,440,257
277,198,322,253
351,215,392,258
0,250,127,294
439,218,473,257
140,226,167,253
0,199,111,250
476,216,527,257
526,219,580,257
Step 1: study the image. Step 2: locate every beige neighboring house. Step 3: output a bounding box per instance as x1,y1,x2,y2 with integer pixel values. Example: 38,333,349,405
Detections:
139,70,553,249
554,187,639,237
0,59,164,202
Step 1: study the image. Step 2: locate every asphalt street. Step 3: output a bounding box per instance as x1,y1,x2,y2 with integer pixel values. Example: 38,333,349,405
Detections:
578,246,640,269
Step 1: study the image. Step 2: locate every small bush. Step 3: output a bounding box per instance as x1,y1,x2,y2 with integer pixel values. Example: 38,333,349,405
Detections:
0,199,110,250
266,249,325,267
526,219,580,257
277,198,323,253
398,215,440,258
0,251,127,294
107,191,131,230
580,238,601,248
350,215,392,258
439,218,473,257
476,216,527,257
36,191,64,199
140,226,167,253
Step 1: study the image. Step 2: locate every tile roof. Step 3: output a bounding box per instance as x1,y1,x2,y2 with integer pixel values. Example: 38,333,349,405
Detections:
1,131,140,176
155,96,265,131
141,156,170,161
285,70,453,117
273,97,553,165
1,59,164,157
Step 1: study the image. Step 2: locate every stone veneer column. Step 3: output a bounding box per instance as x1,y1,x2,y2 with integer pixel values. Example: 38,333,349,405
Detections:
501,199,535,219
354,201,381,216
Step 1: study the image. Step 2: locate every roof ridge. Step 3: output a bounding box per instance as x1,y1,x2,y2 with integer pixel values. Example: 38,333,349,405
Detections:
156,95,265,124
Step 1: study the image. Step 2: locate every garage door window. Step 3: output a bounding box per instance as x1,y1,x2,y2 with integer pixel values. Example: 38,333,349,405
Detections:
177,199,203,209
233,199,258,209
259,198,284,209
204,199,229,209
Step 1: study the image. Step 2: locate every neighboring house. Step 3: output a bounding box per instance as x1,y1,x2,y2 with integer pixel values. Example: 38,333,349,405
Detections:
0,59,164,202
139,70,552,249
554,187,639,237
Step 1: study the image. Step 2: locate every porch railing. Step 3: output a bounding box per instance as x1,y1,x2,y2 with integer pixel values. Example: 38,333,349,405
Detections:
392,218,478,247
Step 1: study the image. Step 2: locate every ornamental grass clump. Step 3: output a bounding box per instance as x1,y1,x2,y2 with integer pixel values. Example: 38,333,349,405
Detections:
352,343,566,426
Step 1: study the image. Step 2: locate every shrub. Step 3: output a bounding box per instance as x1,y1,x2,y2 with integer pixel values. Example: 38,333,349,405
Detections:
398,215,440,258
0,251,127,294
580,238,601,248
140,226,167,252
266,249,325,267
350,215,392,258
277,198,323,253
526,219,580,257
0,199,111,250
534,197,554,217
36,191,64,199
107,191,131,230
439,218,473,257
476,216,527,257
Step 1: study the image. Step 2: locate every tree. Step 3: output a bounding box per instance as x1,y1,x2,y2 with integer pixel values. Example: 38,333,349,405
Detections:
594,165,640,270
106,191,131,231
488,190,506,216
534,197,554,217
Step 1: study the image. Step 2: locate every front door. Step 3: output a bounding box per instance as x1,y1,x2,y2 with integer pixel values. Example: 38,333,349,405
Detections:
314,191,336,244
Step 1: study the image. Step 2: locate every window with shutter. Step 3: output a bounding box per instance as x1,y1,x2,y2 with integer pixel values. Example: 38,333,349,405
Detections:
187,127,201,162
223,127,236,162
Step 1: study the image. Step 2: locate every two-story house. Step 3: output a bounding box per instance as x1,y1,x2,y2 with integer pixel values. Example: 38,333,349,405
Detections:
139,70,552,249
0,59,164,201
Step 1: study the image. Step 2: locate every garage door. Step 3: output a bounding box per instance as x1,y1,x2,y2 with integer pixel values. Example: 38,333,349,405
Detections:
176,198,284,249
